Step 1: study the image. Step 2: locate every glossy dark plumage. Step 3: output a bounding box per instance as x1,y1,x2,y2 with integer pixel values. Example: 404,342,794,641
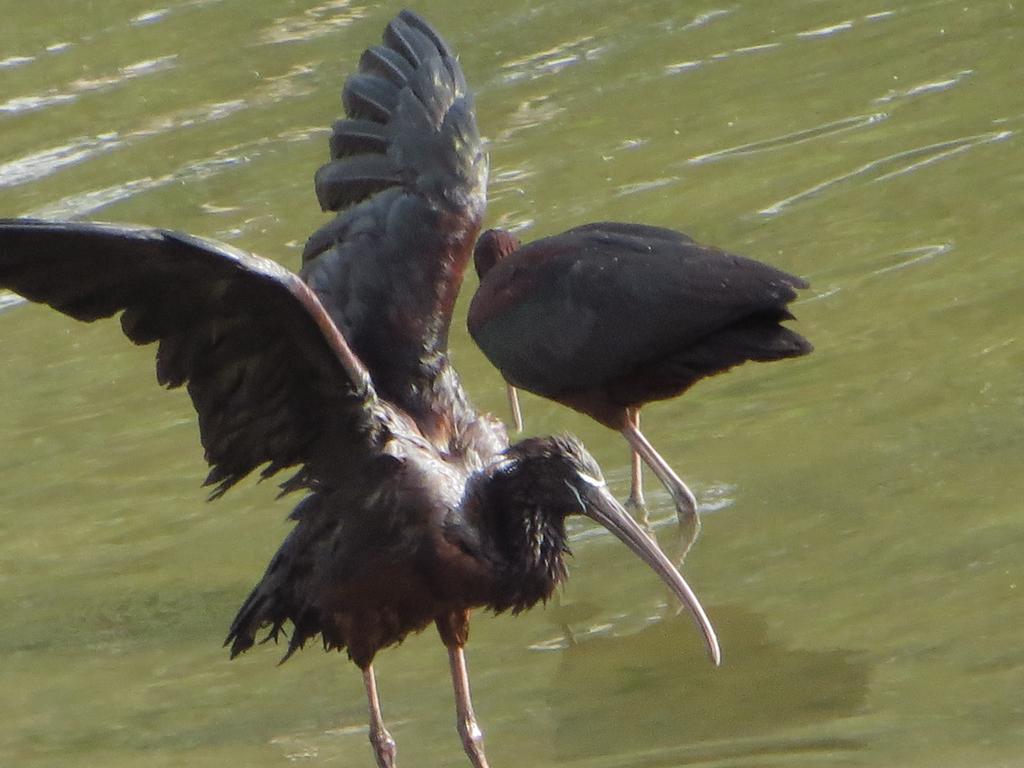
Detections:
301,11,487,444
470,222,811,427
0,12,719,768
469,222,812,544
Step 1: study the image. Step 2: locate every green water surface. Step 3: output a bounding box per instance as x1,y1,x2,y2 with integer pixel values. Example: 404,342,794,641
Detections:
1,1,1022,766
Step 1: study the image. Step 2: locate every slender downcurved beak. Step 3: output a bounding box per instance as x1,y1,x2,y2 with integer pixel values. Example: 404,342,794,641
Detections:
506,382,523,432
582,482,721,666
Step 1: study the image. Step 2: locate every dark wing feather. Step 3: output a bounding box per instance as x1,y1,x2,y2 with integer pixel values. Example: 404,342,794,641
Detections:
562,221,697,245
0,218,393,497
301,10,486,419
469,224,809,396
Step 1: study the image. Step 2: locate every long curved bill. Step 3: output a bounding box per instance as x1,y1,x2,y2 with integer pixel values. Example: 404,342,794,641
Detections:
582,481,721,666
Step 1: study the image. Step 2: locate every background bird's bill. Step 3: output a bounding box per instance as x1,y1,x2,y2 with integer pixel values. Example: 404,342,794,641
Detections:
506,382,523,432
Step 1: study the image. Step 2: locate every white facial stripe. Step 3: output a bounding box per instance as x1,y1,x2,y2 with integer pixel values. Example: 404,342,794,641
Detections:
563,479,586,513
577,471,605,488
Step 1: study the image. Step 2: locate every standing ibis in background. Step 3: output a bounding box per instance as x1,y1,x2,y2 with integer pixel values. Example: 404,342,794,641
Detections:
470,223,812,553
0,12,720,768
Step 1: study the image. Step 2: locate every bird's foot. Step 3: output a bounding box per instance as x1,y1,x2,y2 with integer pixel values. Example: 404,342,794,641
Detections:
457,715,490,768
624,493,655,538
369,725,397,768
362,664,396,767
672,497,702,566
560,622,579,647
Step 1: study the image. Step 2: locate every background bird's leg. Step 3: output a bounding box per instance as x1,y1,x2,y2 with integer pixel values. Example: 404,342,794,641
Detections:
362,664,397,768
436,614,490,768
506,382,523,432
624,408,649,528
620,421,701,563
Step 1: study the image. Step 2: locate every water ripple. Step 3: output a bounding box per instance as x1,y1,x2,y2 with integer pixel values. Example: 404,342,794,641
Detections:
613,176,679,198
3,61,316,196
804,243,953,302
493,95,566,142
501,36,605,84
730,42,782,55
664,60,702,75
688,113,888,165
0,92,78,115
131,8,171,26
70,55,178,94
0,55,35,70
27,152,255,220
1,55,179,117
874,69,974,104
0,134,124,188
38,165,234,221
759,130,1014,217
24,128,302,220
492,168,535,185
796,21,855,39
27,177,168,220
708,41,781,63
868,243,953,277
680,9,731,31
485,167,535,211
259,0,367,45
668,9,897,75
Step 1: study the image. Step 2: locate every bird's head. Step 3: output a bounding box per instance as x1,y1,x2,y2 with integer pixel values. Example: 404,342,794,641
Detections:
473,228,521,279
483,434,720,664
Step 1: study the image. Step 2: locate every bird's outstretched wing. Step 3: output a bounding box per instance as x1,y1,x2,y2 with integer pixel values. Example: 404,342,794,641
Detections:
469,223,808,395
302,10,487,411
0,219,398,497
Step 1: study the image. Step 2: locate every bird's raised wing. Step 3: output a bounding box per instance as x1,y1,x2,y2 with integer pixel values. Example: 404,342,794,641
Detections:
0,219,399,497
468,223,808,395
302,10,487,410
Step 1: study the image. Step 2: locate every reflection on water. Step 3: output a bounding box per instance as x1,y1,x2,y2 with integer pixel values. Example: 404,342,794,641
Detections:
549,607,869,763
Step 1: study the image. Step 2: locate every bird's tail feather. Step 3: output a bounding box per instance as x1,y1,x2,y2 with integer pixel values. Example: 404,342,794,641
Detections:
225,500,327,663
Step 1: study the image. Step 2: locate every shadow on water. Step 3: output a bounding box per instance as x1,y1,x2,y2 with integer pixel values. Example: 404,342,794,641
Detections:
548,605,870,765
